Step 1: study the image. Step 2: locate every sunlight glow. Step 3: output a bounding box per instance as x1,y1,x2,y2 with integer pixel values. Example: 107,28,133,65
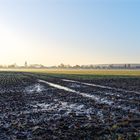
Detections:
0,0,139,66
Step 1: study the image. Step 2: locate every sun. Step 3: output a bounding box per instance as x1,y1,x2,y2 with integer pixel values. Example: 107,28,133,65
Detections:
0,23,20,61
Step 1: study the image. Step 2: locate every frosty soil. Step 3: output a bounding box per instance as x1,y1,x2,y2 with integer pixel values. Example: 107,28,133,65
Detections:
0,72,140,140
39,79,139,115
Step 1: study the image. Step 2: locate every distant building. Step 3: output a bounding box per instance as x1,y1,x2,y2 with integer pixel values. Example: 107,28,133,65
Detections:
29,64,44,68
25,61,28,67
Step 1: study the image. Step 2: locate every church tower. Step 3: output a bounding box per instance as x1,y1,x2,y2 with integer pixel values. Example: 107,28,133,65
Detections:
25,61,28,68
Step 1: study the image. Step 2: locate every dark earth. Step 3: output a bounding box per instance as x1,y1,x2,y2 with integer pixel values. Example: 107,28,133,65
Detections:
0,72,140,140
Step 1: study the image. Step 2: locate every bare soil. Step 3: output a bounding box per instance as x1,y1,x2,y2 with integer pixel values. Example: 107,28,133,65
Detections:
0,73,139,140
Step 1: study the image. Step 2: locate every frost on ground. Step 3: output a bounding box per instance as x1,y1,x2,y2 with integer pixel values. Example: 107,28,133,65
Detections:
31,99,102,121
0,73,140,140
39,79,114,105
24,83,45,93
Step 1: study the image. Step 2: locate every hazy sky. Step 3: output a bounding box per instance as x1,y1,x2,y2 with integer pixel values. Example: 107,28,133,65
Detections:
0,0,140,66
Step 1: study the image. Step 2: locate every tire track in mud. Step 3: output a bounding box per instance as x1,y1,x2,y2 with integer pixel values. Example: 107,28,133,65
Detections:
61,79,140,106
38,79,140,115
23,81,106,123
62,79,140,95
23,80,109,123
38,79,113,105
25,82,115,126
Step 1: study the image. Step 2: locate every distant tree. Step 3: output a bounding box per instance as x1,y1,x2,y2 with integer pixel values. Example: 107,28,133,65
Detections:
128,64,131,69
73,65,81,69
58,63,65,68
8,64,16,68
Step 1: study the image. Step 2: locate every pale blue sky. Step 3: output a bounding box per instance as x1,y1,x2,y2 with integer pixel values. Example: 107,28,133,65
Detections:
0,0,139,65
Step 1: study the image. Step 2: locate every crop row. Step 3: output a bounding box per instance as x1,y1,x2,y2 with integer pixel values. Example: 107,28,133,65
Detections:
0,72,34,87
